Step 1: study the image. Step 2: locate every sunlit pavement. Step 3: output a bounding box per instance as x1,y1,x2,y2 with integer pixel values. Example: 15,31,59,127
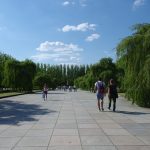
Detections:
0,90,150,150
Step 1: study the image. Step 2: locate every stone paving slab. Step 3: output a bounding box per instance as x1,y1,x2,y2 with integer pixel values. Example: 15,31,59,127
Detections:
109,135,145,145
50,135,80,146
116,146,150,150
53,129,78,136
48,146,82,150
0,90,150,149
79,128,105,136
80,135,113,146
16,137,50,147
82,146,117,150
14,147,47,150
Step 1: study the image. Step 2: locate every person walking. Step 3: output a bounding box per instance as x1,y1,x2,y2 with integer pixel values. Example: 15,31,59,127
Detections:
43,83,48,100
94,78,105,111
108,79,118,112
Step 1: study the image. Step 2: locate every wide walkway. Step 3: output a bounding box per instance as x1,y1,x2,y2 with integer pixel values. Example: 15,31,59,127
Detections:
0,90,150,150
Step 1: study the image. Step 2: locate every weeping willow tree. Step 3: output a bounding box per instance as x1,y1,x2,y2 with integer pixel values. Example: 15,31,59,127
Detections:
116,23,150,107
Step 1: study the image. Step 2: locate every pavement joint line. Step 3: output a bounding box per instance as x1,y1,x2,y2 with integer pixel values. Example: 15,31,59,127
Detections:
74,93,83,150
10,101,43,150
85,97,116,149
46,94,64,149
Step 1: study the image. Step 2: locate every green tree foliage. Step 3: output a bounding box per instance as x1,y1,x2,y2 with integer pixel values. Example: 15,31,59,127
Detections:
33,74,53,90
18,60,36,91
0,52,13,88
75,57,117,90
33,63,87,89
2,58,36,92
116,23,150,107
3,59,19,90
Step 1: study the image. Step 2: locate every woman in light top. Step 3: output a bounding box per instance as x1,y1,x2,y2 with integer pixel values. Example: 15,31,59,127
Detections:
43,83,48,100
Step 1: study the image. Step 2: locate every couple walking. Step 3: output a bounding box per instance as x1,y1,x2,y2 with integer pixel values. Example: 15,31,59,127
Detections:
95,78,118,112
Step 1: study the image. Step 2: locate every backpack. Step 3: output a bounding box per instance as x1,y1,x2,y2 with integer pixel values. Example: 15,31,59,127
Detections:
97,82,105,93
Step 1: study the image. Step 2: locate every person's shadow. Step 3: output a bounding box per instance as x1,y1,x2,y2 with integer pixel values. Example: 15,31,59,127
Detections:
0,99,57,125
116,110,150,115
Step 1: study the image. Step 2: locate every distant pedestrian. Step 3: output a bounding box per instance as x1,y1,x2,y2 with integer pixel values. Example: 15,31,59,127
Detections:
73,85,77,92
108,79,118,112
43,83,48,100
94,78,106,111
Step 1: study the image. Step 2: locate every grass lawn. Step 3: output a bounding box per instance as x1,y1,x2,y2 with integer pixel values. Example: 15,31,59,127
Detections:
0,92,23,98
0,90,42,99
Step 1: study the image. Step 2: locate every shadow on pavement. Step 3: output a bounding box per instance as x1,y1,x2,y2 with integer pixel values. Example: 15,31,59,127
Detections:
35,92,66,95
47,92,66,94
116,110,150,115
49,99,62,101
0,100,56,125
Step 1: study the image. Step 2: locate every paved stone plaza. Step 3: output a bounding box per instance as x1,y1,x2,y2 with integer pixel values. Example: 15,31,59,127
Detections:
0,90,150,150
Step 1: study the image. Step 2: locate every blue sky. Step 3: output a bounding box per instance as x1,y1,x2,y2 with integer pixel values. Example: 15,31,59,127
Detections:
0,0,150,65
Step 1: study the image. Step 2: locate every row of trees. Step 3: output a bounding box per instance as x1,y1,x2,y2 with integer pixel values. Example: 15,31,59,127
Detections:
0,53,36,92
0,52,89,91
34,63,89,89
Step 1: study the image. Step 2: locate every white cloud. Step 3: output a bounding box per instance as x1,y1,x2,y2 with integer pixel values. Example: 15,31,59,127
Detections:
62,0,87,7
85,33,100,42
133,0,145,10
31,41,83,64
36,41,83,52
62,1,70,6
62,1,75,6
61,22,96,32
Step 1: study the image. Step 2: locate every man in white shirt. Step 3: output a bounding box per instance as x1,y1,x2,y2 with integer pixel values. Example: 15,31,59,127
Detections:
94,78,105,111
